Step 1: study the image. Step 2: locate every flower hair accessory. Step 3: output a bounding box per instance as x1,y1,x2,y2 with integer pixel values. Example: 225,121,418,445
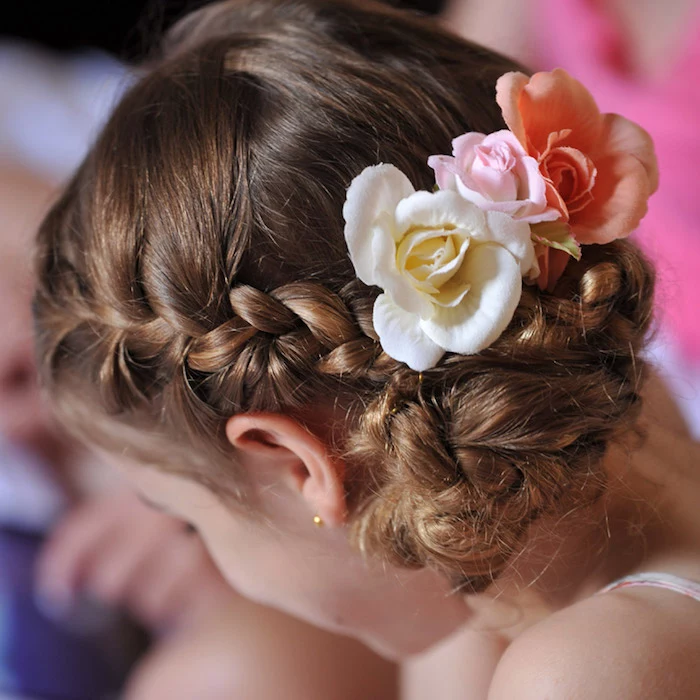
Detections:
343,68,658,371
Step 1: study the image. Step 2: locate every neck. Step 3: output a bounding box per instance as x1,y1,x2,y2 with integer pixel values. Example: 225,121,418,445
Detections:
350,564,473,659
465,371,700,640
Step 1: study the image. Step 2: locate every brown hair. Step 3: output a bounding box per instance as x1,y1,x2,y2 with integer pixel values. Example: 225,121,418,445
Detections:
34,0,655,590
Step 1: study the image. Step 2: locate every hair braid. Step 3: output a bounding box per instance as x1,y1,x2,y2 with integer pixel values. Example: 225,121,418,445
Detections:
182,280,400,412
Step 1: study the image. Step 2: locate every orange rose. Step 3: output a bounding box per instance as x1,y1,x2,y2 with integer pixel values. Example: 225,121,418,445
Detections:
496,69,659,245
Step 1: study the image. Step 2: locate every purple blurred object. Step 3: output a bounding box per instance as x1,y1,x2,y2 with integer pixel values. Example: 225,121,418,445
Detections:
0,440,142,699
0,527,133,699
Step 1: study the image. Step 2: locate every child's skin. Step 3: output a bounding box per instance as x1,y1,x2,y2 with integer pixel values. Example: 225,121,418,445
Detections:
111,371,700,698
37,485,398,700
2,163,398,700
401,626,508,700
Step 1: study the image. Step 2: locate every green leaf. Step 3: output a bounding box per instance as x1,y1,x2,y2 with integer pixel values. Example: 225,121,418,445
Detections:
530,221,581,261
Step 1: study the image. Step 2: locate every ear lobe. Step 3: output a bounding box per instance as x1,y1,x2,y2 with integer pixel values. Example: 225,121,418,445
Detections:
299,450,347,528
225,413,348,527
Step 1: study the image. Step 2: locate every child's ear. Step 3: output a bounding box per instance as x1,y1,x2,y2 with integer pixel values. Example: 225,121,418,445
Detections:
225,413,347,527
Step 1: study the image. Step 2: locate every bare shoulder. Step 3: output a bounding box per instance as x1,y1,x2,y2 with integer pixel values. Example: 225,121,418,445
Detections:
487,587,700,700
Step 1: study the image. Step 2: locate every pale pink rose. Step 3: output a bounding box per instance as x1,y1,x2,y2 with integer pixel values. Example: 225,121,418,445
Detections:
428,130,560,224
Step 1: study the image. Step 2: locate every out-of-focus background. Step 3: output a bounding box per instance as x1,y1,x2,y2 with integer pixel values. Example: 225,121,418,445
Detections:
2,1,700,698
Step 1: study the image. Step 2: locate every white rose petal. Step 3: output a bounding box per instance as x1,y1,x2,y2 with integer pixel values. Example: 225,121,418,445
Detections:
421,243,522,355
372,216,434,318
343,164,415,286
394,189,485,236
431,280,471,309
483,210,537,276
373,294,445,371
396,229,470,293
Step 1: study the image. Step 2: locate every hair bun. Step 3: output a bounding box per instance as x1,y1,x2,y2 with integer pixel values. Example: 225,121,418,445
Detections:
347,239,655,589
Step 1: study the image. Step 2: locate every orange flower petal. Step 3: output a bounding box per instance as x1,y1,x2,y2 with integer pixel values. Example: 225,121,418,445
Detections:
598,113,659,194
571,152,653,245
542,146,597,214
495,71,531,147
544,179,568,219
497,69,602,157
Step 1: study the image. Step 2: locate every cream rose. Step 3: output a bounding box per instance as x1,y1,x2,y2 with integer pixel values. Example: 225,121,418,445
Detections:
343,164,536,371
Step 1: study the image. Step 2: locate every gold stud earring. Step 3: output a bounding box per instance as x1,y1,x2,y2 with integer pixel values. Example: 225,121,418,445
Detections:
313,514,324,527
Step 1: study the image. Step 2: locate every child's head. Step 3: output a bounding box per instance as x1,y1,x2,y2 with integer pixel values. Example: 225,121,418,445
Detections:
34,0,656,655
